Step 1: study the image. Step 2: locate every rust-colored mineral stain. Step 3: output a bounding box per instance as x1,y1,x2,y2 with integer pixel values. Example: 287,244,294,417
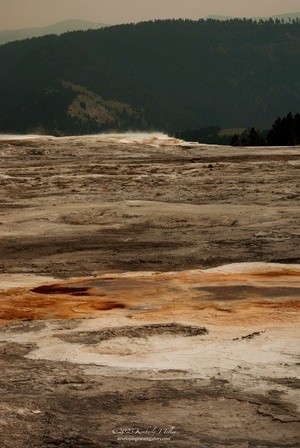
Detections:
250,269,300,278
91,301,126,311
0,269,299,325
250,300,300,310
31,284,90,296
194,285,300,301
76,277,160,295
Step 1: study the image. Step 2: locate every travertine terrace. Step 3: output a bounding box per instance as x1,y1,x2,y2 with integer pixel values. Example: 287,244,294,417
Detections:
0,134,299,447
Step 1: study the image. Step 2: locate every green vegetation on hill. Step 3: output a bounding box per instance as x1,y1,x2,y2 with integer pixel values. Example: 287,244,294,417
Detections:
176,113,300,146
230,112,300,146
174,126,231,145
0,19,299,135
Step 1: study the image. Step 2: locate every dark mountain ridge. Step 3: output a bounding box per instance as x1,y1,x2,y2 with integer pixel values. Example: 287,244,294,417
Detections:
0,19,299,135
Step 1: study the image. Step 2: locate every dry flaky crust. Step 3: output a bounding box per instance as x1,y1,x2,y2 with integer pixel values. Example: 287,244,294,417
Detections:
0,136,299,447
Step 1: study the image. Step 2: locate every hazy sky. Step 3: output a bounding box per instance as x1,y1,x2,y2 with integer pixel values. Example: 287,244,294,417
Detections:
1,0,300,30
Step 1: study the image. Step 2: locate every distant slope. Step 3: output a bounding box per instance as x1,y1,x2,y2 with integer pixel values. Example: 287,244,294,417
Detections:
205,15,232,21
206,12,300,22
0,20,107,45
0,19,299,135
271,12,300,21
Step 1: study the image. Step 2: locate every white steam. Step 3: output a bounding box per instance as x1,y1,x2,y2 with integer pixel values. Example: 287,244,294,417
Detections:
0,134,54,141
0,132,198,147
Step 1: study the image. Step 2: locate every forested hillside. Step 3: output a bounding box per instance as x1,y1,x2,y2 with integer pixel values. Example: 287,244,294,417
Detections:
0,19,299,135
